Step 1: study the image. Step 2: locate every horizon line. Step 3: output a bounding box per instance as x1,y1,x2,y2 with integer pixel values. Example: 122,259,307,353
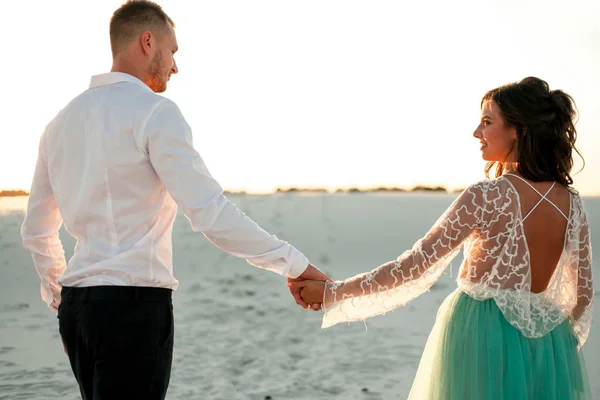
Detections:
2,185,600,197
0,185,461,196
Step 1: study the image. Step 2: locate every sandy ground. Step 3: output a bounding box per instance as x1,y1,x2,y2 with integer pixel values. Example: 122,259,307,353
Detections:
0,193,598,399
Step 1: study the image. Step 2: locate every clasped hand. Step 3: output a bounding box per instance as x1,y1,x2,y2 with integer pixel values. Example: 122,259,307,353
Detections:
286,264,330,311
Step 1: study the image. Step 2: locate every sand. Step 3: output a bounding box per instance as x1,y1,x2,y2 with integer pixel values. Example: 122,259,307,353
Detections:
0,193,598,399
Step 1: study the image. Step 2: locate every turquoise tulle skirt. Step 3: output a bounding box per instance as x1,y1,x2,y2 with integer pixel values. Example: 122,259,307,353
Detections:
408,289,591,399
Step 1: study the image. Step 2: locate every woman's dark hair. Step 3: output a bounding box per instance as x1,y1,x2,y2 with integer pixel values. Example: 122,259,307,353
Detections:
481,77,583,190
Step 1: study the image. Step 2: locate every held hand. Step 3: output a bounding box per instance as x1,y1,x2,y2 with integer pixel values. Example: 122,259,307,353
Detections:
287,280,326,304
287,264,332,311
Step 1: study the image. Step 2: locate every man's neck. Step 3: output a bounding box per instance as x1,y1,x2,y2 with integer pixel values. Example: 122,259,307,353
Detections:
111,58,147,86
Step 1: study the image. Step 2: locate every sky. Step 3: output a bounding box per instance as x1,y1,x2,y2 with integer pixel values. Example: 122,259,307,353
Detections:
2,0,600,194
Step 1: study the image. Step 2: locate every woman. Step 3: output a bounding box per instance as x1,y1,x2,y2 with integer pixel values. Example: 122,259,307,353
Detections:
290,77,593,399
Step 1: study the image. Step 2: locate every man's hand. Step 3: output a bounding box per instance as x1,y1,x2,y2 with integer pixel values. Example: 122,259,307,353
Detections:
50,299,60,312
288,280,325,304
287,264,331,311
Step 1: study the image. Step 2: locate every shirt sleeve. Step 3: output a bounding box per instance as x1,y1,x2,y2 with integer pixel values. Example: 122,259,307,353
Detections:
321,182,485,328
21,131,67,311
141,100,309,278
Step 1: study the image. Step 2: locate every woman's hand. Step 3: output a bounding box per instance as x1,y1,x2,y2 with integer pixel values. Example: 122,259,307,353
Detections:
287,280,326,305
287,264,331,311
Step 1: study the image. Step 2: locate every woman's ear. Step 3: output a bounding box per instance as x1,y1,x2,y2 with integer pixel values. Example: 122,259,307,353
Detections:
511,125,519,141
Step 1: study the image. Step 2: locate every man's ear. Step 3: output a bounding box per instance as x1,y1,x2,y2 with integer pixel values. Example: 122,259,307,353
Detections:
140,31,153,55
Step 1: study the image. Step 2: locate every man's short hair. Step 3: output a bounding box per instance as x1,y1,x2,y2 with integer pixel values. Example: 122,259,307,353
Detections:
109,0,175,56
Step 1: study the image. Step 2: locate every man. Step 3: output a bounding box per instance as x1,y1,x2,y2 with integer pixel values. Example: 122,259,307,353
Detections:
20,1,329,399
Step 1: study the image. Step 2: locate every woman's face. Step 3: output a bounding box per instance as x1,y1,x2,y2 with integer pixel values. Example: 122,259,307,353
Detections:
473,100,517,162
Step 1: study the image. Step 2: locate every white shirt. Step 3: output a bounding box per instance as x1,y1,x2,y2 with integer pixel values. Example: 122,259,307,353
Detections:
21,72,309,310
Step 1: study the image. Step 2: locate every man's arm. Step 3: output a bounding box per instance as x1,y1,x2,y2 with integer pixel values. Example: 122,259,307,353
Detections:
141,99,314,279
21,133,67,311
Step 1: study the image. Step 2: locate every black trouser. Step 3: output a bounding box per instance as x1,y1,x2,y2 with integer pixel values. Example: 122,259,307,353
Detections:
58,286,174,400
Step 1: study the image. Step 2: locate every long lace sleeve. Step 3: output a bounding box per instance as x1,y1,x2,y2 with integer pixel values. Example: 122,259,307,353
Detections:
571,200,593,349
321,183,486,328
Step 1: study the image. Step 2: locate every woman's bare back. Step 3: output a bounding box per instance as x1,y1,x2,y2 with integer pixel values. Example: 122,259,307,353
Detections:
504,174,571,293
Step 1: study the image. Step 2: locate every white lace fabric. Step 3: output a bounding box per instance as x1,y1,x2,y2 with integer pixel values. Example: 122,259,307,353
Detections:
322,177,594,349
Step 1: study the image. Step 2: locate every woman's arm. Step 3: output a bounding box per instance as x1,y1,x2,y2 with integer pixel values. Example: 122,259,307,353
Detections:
571,199,594,349
319,182,487,328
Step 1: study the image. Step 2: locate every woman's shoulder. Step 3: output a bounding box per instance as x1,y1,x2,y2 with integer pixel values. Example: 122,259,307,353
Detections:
453,177,520,216
568,190,588,220
460,176,515,197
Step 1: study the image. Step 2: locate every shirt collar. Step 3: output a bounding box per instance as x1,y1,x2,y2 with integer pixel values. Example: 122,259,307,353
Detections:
89,72,152,92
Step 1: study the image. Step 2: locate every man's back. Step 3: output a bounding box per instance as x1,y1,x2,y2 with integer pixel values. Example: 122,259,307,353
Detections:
32,73,180,289
23,72,310,305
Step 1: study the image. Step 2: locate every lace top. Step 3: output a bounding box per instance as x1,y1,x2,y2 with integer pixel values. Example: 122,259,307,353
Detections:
322,176,594,349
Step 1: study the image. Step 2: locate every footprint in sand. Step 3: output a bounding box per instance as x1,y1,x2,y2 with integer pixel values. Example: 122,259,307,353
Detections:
233,289,256,297
212,252,231,268
317,385,345,396
0,303,29,312
359,387,386,399
239,357,254,367
288,337,302,345
269,211,283,227
0,360,17,368
288,351,305,361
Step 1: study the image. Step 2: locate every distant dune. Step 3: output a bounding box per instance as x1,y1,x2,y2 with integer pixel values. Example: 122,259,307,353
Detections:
0,190,28,197
223,190,248,195
409,185,447,193
276,187,328,193
275,186,449,194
